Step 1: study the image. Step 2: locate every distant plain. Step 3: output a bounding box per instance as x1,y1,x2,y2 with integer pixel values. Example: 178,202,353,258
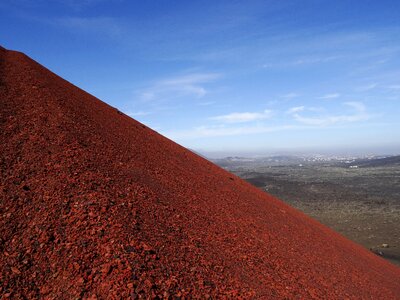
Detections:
213,155,400,266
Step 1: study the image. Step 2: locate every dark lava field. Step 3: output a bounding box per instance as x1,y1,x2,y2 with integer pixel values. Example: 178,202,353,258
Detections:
215,156,400,266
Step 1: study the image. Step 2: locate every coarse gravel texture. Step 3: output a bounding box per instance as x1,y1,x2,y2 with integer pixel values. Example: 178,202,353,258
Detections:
1,46,400,299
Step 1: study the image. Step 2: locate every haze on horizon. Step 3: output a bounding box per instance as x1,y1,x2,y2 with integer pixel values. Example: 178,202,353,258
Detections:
1,0,400,156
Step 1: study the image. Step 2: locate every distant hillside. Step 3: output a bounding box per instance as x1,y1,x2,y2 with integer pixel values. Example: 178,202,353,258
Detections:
355,155,400,168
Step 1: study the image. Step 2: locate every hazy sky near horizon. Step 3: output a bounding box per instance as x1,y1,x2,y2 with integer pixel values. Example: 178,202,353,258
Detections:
2,0,400,155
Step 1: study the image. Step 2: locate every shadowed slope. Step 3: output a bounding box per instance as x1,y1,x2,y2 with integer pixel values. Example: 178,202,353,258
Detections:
1,47,400,299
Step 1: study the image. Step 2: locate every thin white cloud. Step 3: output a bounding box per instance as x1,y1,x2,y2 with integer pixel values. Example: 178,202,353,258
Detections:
356,83,378,92
140,92,155,101
318,93,340,99
164,102,374,141
139,72,221,102
293,56,339,65
164,124,301,140
159,73,220,86
56,16,122,38
286,106,305,114
280,93,299,99
345,101,366,112
289,102,370,126
210,109,272,123
386,85,400,90
197,101,215,106
58,0,109,10
262,55,340,69
125,111,151,117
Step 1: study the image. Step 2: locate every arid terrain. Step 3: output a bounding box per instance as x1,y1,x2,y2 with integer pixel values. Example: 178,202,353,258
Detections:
213,155,400,266
2,47,400,298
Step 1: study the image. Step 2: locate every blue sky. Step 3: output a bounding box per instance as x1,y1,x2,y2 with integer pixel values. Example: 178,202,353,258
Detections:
2,0,400,156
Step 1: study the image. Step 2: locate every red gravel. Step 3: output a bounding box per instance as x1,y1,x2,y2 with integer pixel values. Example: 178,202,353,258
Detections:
1,46,400,299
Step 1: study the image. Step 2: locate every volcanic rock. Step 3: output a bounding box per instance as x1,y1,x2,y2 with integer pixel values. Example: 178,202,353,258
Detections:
1,46,400,298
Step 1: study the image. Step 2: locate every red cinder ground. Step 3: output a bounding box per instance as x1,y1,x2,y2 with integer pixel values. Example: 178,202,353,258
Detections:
1,46,400,299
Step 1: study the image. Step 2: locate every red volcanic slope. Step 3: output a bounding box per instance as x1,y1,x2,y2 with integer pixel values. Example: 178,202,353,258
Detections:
1,47,400,299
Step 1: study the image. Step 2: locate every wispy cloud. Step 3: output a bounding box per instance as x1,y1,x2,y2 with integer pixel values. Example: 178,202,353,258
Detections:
163,100,377,141
286,106,305,114
164,124,300,140
125,111,151,117
263,55,340,69
356,83,378,92
139,72,221,102
56,16,122,39
386,85,400,90
293,56,339,65
318,93,340,99
280,93,299,99
57,0,110,10
210,109,272,123
197,101,215,106
288,102,370,126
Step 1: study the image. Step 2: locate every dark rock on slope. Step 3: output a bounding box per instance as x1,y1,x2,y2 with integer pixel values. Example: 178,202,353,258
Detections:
1,47,400,299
